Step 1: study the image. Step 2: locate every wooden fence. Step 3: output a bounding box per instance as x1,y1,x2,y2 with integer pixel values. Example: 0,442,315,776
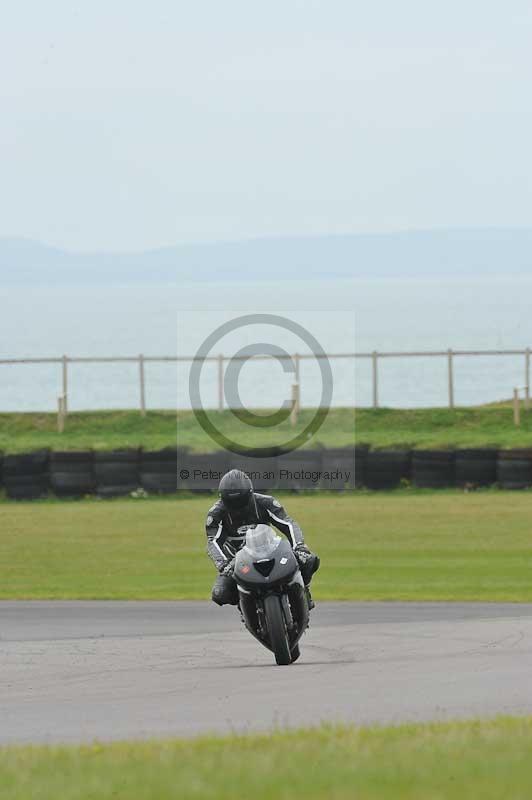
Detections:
0,348,531,412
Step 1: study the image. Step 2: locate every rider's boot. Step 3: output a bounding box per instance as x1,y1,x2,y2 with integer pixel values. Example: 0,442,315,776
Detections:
305,586,315,611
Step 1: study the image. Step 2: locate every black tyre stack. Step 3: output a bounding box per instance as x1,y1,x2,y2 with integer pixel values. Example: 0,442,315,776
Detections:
2,450,49,500
277,449,322,491
5,444,532,499
353,446,369,488
49,451,95,497
180,451,231,492
320,446,360,490
497,450,532,489
365,450,411,489
455,449,498,488
412,450,455,488
140,448,179,494
94,449,140,498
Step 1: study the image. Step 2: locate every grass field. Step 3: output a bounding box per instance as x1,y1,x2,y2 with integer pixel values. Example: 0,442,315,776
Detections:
2,492,532,600
1,404,531,453
2,717,532,799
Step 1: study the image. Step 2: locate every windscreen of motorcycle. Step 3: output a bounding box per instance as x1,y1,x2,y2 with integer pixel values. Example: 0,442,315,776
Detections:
244,524,282,559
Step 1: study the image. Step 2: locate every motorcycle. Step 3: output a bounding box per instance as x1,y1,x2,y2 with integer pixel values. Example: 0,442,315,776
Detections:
233,524,311,665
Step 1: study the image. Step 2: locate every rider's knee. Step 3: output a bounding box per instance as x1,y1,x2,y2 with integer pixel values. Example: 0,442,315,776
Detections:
301,554,320,585
212,576,238,606
211,586,224,606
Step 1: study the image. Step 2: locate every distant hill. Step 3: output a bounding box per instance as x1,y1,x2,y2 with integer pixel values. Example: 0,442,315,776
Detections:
1,228,531,285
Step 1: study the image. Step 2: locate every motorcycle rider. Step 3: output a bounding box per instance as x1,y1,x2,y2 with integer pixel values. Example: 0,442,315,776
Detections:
206,469,320,608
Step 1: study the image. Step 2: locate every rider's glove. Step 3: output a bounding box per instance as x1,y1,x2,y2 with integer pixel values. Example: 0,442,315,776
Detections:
294,544,312,565
220,557,236,577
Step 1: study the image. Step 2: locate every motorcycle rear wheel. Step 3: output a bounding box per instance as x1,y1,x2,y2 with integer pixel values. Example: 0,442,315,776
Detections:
264,594,291,666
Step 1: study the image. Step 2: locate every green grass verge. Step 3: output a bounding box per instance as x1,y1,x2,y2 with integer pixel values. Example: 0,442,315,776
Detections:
2,717,532,799
1,404,532,453
0,408,355,453
2,492,532,600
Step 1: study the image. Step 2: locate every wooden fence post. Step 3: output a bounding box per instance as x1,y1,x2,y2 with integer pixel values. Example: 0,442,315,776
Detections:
290,383,300,427
57,395,66,433
139,354,146,417
526,348,530,410
372,351,379,409
447,349,454,409
514,388,521,426
62,355,68,414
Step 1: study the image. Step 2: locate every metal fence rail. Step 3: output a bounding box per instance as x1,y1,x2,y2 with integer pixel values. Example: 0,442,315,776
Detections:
0,348,531,413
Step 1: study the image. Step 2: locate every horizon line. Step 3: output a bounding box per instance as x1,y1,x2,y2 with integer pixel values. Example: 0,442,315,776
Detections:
1,224,532,257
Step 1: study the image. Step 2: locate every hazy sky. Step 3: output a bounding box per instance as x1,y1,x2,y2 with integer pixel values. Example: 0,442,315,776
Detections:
1,1,531,251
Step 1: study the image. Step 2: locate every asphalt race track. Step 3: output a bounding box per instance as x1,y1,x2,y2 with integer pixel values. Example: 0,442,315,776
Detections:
2,601,532,745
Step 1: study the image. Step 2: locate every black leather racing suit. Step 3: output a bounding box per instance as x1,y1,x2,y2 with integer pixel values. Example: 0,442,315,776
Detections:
206,493,310,605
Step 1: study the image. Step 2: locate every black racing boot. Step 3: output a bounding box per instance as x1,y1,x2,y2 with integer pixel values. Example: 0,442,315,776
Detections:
305,586,315,611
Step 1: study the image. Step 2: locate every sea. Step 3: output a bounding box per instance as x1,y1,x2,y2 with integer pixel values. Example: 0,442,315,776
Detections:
0,274,531,412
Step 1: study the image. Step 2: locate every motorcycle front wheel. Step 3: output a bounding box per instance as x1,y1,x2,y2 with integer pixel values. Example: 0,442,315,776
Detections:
263,594,291,666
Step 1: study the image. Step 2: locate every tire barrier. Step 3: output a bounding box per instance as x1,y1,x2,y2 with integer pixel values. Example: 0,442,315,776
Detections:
140,448,179,494
49,451,95,497
3,450,49,500
179,451,231,492
353,446,369,488
365,450,411,490
412,450,456,488
277,450,322,491
5,446,532,500
497,450,532,490
320,447,360,490
455,449,498,488
94,449,140,498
